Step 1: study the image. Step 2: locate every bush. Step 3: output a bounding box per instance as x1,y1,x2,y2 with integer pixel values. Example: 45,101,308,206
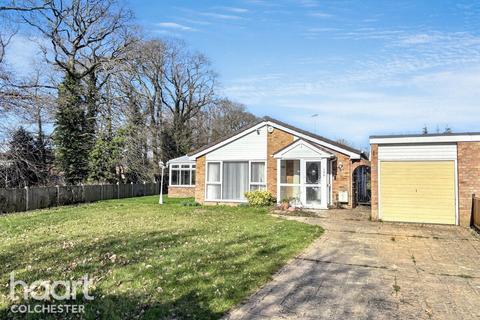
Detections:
244,190,276,207
180,200,200,207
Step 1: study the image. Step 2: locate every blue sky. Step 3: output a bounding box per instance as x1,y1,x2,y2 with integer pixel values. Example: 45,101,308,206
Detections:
6,0,480,150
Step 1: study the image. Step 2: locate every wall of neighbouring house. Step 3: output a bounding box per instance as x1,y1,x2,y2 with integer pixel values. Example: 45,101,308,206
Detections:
168,186,195,198
457,142,480,226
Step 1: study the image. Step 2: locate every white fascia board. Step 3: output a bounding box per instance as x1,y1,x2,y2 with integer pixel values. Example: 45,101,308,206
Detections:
188,122,267,160
370,134,480,145
266,121,361,159
273,140,335,159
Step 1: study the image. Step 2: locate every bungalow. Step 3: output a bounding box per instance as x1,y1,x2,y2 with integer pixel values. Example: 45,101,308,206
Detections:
168,117,370,209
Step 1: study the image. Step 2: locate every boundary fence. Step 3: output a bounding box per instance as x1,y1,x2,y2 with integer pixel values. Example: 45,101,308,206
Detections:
0,182,160,214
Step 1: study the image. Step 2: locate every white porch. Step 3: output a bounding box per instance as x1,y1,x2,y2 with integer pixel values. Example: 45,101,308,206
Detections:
274,140,335,209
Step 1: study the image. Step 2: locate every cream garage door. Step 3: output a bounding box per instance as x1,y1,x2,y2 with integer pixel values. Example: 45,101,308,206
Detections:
379,161,456,224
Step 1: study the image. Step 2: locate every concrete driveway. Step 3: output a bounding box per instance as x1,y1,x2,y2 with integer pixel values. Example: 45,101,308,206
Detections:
225,208,480,320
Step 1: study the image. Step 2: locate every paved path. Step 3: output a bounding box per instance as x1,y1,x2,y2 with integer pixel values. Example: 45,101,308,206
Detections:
225,208,480,320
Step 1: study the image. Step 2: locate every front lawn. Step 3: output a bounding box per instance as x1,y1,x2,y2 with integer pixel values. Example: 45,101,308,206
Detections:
0,196,322,319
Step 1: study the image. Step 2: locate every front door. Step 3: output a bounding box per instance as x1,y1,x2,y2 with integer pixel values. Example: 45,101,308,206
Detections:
304,161,322,208
302,160,328,208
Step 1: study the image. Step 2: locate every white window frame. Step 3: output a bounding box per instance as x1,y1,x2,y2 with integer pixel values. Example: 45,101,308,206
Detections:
277,158,329,209
206,161,222,201
205,160,267,202
250,161,267,191
169,163,196,187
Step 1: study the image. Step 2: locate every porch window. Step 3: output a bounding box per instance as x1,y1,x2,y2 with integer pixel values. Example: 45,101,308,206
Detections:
279,160,301,202
170,164,196,186
280,160,300,184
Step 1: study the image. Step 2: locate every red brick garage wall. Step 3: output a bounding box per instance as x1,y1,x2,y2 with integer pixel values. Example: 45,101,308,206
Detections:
370,144,379,221
457,142,480,226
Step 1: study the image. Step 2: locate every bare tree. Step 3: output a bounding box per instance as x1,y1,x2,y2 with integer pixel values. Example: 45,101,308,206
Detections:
192,98,258,148
161,41,217,157
211,98,258,141
15,0,133,80
117,39,166,173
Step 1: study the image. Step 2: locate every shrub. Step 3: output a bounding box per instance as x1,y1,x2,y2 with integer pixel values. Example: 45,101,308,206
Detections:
244,190,276,207
180,200,200,207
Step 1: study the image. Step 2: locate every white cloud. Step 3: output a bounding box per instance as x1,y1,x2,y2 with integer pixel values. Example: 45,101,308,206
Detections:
156,22,197,31
4,34,45,76
223,51,480,148
217,6,249,13
400,34,437,45
200,12,243,20
308,11,333,18
298,0,319,8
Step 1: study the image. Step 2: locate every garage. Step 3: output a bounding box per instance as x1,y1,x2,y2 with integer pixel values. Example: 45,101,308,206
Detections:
369,137,466,225
380,161,456,224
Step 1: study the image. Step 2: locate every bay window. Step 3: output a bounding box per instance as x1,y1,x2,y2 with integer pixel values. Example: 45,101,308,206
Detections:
206,161,267,201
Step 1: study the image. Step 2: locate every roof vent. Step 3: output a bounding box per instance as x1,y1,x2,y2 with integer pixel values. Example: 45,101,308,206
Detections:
267,126,274,133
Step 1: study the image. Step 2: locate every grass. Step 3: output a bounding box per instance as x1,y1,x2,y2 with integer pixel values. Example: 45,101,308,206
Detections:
0,196,323,319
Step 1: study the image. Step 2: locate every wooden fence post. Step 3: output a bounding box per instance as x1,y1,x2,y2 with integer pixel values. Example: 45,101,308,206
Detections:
24,186,29,211
56,185,60,206
81,184,85,202
117,182,120,199
131,182,134,197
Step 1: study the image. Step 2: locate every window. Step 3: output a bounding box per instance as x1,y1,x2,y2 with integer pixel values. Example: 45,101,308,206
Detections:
279,160,301,202
206,162,221,200
250,162,266,191
206,161,267,201
280,160,300,184
223,162,249,200
170,163,196,186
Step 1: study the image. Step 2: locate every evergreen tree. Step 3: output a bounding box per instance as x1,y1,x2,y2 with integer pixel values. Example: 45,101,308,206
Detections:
122,97,151,183
53,74,90,185
34,132,53,186
88,128,123,184
8,127,40,187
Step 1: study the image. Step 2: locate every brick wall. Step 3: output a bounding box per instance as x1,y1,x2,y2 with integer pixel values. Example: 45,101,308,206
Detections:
457,142,480,226
331,152,352,208
370,144,379,220
168,186,195,198
195,156,206,204
266,128,294,197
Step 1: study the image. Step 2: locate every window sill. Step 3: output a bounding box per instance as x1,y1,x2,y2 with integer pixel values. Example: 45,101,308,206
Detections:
169,185,195,188
204,199,248,203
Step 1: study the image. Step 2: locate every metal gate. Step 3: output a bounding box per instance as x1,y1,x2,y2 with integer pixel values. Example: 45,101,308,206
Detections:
353,166,370,204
